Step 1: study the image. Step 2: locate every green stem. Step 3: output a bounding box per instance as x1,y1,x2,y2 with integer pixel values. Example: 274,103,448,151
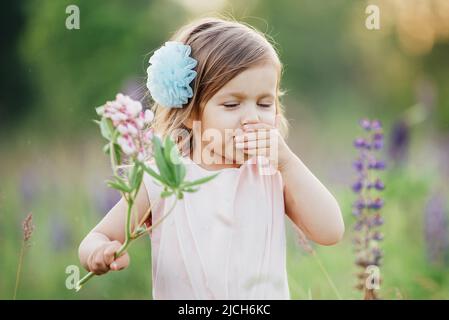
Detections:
311,250,343,300
115,197,133,258
75,193,178,292
13,240,25,300
75,271,95,291
134,195,178,238
110,140,117,176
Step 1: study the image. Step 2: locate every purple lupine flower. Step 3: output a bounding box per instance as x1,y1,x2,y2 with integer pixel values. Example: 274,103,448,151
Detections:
353,159,364,172
352,180,363,193
388,120,410,165
359,119,372,131
367,159,386,170
353,198,366,210
370,120,382,130
373,179,385,191
353,138,368,149
372,231,384,241
368,213,384,227
352,118,386,300
424,192,449,266
368,198,384,210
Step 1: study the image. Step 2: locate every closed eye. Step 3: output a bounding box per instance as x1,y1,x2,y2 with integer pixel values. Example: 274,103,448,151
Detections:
223,103,273,108
223,103,239,108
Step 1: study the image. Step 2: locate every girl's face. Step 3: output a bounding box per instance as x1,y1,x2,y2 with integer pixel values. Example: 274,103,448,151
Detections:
195,62,278,165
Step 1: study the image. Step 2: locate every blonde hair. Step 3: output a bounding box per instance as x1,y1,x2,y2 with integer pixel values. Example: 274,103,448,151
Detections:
148,16,289,156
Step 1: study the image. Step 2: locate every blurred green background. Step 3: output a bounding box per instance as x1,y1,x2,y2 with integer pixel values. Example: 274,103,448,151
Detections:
1,0,449,299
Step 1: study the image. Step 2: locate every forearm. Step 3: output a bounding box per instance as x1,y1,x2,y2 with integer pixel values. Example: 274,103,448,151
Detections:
280,150,345,245
78,232,111,270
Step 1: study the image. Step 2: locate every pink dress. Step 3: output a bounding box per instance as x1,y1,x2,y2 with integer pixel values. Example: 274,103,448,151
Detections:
142,155,290,300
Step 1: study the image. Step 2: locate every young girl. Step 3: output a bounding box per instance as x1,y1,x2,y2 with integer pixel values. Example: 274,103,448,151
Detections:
78,17,344,300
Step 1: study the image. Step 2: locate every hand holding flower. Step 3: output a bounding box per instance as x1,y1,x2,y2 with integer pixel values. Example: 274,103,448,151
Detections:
75,93,218,291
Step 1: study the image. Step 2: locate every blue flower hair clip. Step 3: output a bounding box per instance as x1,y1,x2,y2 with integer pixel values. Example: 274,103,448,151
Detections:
146,41,198,109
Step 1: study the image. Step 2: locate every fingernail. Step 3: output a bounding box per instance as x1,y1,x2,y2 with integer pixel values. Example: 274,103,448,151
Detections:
236,143,244,149
110,262,117,270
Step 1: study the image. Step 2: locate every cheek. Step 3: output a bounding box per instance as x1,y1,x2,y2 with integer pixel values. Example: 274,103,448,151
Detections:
203,107,239,131
200,107,236,149
261,110,277,127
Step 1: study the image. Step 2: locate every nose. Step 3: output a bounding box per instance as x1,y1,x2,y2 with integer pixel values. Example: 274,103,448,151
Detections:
240,104,261,127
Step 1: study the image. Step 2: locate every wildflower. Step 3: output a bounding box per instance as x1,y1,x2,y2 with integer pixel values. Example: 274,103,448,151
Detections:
96,93,154,162
388,120,410,165
351,119,386,300
22,213,34,242
14,213,35,299
424,192,449,266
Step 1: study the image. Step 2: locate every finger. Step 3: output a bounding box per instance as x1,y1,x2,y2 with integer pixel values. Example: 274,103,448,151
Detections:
234,128,244,137
110,253,130,271
236,138,270,150
92,250,108,274
103,241,122,265
244,147,271,156
243,122,274,132
235,130,270,143
87,252,101,274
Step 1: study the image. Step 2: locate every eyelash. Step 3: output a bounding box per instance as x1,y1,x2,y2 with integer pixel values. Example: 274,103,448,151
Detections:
223,103,272,108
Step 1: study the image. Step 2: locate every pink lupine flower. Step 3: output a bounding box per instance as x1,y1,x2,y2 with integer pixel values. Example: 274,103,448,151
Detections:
96,93,154,162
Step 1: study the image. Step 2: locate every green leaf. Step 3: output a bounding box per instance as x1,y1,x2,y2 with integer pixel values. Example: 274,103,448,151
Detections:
163,137,179,184
176,164,186,185
102,142,121,164
103,143,110,154
161,190,173,198
181,173,220,188
111,127,121,144
163,137,187,187
106,177,131,193
95,106,105,116
183,187,199,193
113,143,122,164
134,166,144,190
140,162,169,186
98,117,113,141
130,164,144,191
152,136,175,186
129,163,139,189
